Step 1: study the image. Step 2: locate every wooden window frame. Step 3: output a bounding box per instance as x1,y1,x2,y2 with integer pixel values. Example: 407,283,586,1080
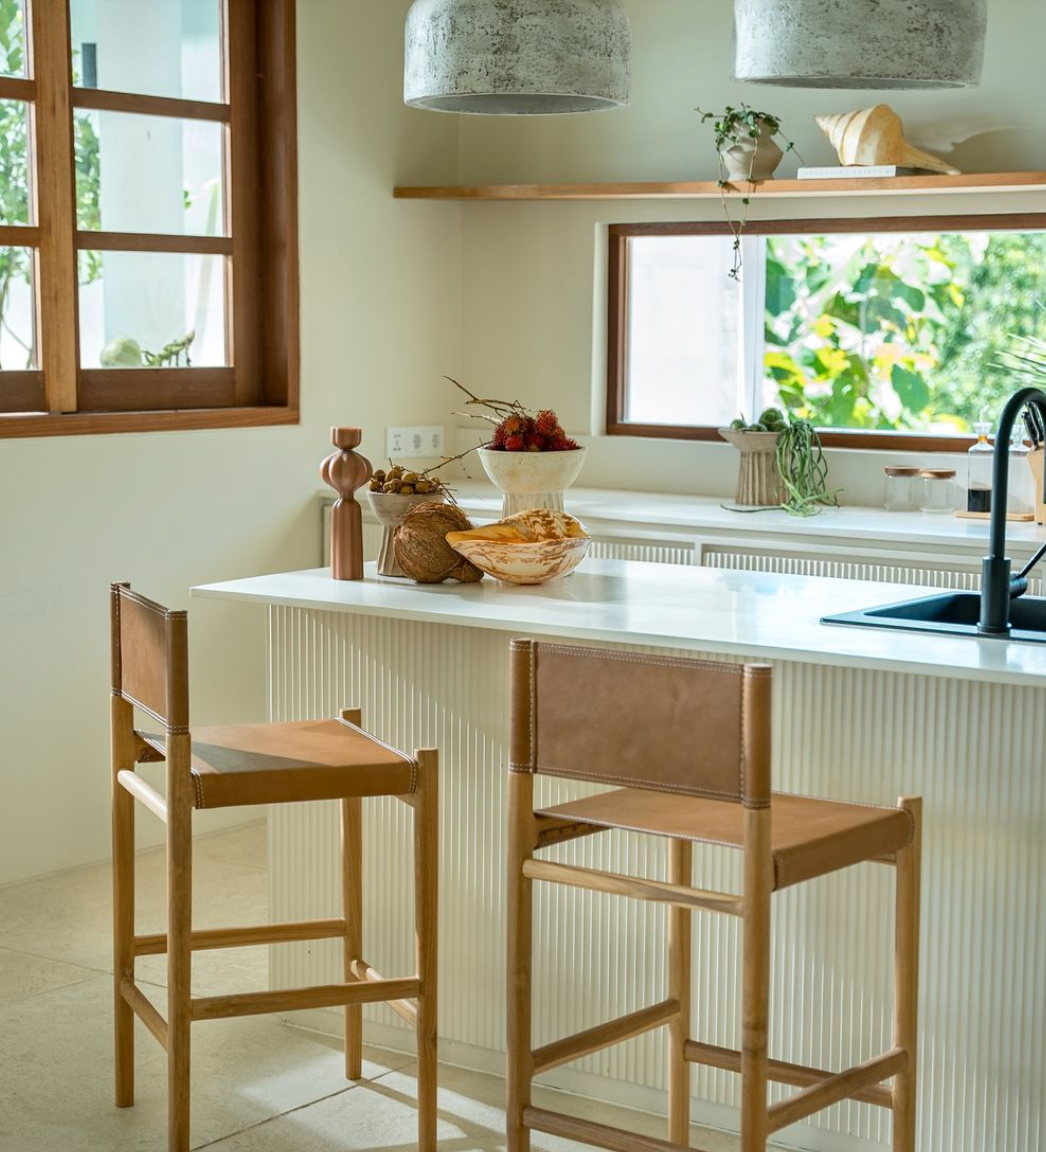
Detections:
607,213,1046,453
0,0,299,438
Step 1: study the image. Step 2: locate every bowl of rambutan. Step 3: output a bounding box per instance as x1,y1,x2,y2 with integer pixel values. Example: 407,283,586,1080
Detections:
479,407,586,518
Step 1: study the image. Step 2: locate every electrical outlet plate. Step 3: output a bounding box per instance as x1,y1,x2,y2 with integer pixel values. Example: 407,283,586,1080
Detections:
386,425,445,460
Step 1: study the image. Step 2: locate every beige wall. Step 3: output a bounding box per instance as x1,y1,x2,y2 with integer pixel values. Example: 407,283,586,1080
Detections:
456,0,1046,499
0,0,462,885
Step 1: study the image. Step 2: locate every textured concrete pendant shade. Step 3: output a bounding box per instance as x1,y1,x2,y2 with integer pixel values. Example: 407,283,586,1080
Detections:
404,0,632,115
734,0,987,89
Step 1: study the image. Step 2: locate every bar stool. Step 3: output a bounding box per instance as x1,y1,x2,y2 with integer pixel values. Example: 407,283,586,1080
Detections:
109,583,438,1152
506,640,921,1152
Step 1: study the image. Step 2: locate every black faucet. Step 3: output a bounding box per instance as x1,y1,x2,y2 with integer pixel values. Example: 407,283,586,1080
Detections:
979,386,1046,634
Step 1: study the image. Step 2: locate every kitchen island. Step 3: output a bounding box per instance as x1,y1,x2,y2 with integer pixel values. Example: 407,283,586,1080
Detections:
193,560,1045,1152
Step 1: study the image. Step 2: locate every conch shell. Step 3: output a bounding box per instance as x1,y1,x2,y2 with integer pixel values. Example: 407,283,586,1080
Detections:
815,104,960,176
446,510,591,585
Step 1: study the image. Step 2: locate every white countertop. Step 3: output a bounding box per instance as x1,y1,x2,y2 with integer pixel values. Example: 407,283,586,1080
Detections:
193,559,1046,688
336,484,1046,554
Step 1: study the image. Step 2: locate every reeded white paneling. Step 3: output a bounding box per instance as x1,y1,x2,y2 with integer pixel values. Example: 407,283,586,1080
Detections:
589,539,696,565
701,550,1043,595
267,554,1045,1152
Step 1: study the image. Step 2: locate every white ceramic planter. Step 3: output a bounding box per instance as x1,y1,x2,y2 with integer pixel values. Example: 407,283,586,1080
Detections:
720,127,784,183
718,428,786,506
478,447,588,517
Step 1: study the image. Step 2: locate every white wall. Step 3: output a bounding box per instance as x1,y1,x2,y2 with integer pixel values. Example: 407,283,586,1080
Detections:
453,0,1046,502
0,0,462,885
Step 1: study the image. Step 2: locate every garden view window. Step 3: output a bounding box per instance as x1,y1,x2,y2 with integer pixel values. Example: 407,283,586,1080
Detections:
0,0,299,437
607,217,1046,450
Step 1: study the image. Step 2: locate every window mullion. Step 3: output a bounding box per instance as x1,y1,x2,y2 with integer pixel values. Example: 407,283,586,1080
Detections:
226,0,260,406
740,234,766,419
31,0,78,414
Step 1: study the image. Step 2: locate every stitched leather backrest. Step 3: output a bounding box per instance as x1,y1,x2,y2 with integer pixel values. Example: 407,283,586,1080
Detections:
110,584,189,732
510,640,771,809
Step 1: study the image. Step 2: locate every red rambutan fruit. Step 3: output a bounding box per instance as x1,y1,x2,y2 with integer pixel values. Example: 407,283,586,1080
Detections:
535,409,560,437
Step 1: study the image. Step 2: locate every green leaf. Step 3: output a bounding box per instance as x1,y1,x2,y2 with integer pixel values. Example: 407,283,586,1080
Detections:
891,364,931,413
765,257,796,315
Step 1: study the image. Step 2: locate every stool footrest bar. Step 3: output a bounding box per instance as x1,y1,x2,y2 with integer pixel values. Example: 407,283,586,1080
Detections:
351,958,419,1025
135,919,348,956
533,999,681,1075
116,770,167,824
767,1048,909,1133
120,977,168,1050
191,977,421,1021
683,1040,894,1109
523,1107,693,1152
521,859,742,916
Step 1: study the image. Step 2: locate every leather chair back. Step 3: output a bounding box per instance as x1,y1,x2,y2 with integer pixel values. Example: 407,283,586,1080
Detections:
510,639,771,809
110,583,189,734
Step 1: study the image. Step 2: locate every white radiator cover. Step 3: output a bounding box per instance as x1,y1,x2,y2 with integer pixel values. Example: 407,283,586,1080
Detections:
267,545,1045,1152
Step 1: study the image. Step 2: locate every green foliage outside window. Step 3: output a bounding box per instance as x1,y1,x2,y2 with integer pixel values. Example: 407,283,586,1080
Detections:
764,231,1046,435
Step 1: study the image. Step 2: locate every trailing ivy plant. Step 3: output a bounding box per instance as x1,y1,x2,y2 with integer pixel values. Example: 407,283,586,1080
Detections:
696,104,802,280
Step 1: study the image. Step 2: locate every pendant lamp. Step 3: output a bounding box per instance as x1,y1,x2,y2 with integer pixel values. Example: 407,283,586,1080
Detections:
733,0,987,90
404,0,632,115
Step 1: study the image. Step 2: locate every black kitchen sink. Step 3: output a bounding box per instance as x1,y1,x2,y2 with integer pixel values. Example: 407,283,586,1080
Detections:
823,591,1046,643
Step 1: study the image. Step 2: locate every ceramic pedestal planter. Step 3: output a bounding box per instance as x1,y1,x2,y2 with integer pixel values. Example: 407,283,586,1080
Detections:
719,428,786,506
478,447,587,518
720,126,784,183
368,490,446,576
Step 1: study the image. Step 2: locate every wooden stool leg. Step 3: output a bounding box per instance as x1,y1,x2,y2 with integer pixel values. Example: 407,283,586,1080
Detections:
506,771,536,1152
668,839,693,1145
112,696,136,1108
341,796,363,1079
414,750,439,1152
740,807,772,1152
166,737,194,1152
892,797,922,1152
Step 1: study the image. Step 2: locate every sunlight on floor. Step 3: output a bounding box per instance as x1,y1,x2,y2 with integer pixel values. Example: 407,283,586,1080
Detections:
0,822,744,1151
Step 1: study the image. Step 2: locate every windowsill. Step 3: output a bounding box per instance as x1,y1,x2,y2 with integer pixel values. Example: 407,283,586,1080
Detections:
0,406,300,439
330,481,1046,557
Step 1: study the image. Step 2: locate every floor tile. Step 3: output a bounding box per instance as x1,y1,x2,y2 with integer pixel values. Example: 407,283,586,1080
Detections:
0,845,269,975
201,1061,744,1152
0,974,411,1152
0,946,98,1008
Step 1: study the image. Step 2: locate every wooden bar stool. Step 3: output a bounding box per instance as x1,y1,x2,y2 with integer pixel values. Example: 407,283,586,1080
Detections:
506,640,921,1152
109,583,438,1152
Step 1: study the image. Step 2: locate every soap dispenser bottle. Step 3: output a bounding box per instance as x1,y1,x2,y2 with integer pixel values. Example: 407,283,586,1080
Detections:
1008,419,1035,516
967,420,993,514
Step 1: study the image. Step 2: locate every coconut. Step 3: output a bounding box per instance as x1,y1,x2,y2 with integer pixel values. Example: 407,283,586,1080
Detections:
393,502,484,584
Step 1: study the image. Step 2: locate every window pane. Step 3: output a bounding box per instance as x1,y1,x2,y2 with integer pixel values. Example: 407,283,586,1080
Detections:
762,231,1046,435
623,236,743,427
75,110,224,235
0,246,35,369
79,251,227,368
0,0,26,77
0,98,30,224
70,0,223,103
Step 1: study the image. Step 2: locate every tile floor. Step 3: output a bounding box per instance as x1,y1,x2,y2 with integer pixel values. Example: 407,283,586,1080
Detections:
0,822,743,1151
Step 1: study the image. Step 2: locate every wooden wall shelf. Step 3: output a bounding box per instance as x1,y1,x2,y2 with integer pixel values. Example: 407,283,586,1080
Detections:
394,172,1046,202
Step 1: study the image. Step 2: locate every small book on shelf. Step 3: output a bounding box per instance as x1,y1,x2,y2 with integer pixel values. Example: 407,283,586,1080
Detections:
797,165,923,180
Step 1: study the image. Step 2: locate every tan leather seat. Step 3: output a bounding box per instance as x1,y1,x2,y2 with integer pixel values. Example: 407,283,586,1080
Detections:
141,719,418,810
538,788,913,891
